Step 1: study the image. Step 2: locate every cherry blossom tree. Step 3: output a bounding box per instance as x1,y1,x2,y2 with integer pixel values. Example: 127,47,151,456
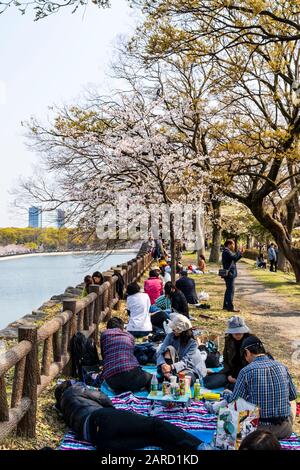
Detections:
0,0,109,20
20,88,205,281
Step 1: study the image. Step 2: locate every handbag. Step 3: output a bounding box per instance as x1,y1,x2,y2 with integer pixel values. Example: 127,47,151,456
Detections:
218,261,234,278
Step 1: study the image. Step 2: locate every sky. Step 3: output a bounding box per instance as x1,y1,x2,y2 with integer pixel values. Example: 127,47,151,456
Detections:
0,0,137,227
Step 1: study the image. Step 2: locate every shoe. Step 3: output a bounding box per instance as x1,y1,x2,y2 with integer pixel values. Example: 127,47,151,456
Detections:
227,309,240,313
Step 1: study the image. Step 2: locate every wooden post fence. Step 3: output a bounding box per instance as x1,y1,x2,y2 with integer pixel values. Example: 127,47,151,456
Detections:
0,249,153,443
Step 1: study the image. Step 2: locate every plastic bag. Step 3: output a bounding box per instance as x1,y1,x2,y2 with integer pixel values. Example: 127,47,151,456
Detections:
215,398,260,450
198,290,209,302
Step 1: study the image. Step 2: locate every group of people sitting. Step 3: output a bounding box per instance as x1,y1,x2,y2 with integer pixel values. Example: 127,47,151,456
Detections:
101,312,297,440
54,311,296,451
126,265,201,338
82,271,104,297
51,251,297,451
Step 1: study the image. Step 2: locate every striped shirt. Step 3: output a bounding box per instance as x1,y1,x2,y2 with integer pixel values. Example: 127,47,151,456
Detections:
223,355,297,422
100,329,139,380
155,295,172,311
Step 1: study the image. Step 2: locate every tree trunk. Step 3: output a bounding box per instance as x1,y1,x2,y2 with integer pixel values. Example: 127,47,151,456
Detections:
275,238,300,281
277,250,287,272
251,205,300,282
197,247,206,265
170,213,176,284
209,199,222,263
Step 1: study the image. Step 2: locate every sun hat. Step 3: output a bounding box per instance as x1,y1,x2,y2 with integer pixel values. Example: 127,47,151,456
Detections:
168,314,192,334
226,316,250,335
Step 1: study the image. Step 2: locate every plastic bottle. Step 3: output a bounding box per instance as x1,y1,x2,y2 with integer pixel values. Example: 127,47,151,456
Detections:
179,372,186,396
170,376,177,396
162,381,169,396
150,373,158,396
194,378,201,400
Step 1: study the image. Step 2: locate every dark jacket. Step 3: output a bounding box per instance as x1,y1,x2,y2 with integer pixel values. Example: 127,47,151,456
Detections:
171,289,189,317
175,276,198,304
222,247,242,278
60,383,114,438
222,334,250,378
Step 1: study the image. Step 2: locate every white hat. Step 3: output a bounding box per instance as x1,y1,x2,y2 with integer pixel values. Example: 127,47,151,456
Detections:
168,314,192,334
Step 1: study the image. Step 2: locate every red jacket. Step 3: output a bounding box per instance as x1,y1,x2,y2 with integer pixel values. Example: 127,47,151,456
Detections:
144,277,163,305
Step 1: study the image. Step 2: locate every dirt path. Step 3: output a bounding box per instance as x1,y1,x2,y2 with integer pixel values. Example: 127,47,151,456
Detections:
235,263,300,342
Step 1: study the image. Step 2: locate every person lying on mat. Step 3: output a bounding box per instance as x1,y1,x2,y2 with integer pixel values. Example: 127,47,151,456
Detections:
55,380,206,451
223,335,297,440
156,314,207,385
100,317,152,393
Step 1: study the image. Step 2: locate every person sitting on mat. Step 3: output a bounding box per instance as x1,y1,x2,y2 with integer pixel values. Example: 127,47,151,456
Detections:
239,429,281,451
156,314,207,385
200,316,251,390
160,265,171,285
92,271,104,286
175,270,198,304
223,335,297,440
144,269,164,305
165,282,189,318
148,283,173,331
100,317,152,393
55,380,205,451
126,282,152,339
81,275,93,297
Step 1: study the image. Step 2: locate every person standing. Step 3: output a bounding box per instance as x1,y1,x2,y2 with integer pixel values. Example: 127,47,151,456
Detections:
268,243,277,272
222,239,243,312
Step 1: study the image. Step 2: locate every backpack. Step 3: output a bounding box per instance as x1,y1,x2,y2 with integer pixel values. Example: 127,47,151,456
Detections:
198,340,221,368
134,343,157,366
71,332,100,381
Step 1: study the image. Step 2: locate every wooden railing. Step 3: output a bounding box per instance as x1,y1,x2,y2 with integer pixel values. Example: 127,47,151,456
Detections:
0,250,152,441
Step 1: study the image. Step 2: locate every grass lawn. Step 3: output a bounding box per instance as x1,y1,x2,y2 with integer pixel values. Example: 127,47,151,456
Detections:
1,253,299,448
240,258,300,304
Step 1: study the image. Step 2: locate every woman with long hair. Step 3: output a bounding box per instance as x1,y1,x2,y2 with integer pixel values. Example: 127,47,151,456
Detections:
156,314,207,385
126,282,152,339
164,282,189,318
201,316,251,390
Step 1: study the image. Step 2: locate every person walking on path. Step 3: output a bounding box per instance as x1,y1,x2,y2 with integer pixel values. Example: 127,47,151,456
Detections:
223,335,297,440
222,239,243,312
268,243,277,272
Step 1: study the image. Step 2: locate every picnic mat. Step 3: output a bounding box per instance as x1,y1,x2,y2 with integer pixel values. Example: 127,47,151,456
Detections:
59,391,300,450
100,365,224,398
